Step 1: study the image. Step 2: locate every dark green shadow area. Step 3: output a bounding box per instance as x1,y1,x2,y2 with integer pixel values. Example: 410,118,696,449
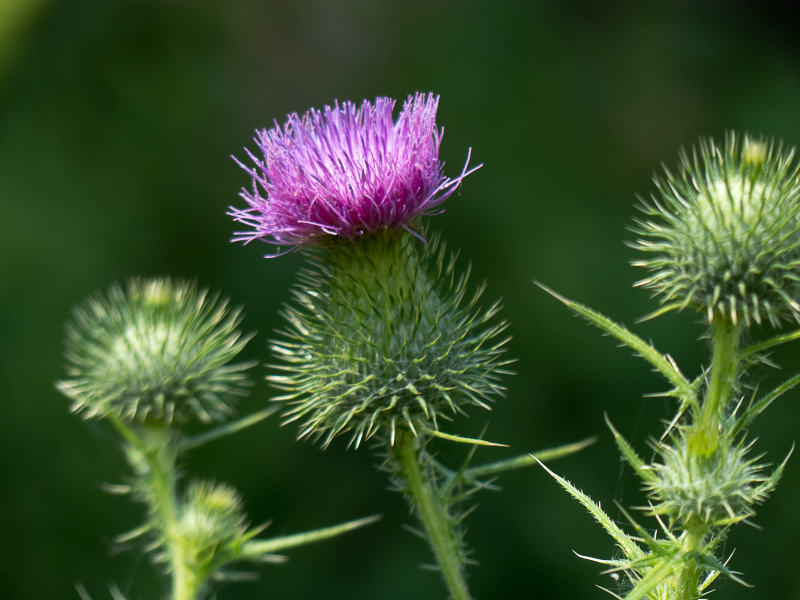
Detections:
4,1,800,599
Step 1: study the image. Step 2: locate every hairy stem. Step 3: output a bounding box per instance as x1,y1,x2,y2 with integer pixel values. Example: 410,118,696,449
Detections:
396,430,473,600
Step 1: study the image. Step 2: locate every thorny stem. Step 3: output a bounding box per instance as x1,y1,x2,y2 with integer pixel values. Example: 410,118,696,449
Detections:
396,429,473,600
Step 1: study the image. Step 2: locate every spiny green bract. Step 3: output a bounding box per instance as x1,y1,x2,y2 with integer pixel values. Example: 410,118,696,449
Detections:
632,133,800,327
271,231,511,448
57,278,254,425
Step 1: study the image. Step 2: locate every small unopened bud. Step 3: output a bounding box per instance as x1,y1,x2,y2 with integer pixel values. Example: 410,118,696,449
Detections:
177,480,248,571
647,437,776,528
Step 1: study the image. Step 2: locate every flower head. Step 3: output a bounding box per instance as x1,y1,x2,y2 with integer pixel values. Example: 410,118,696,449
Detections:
271,233,510,448
633,133,800,327
57,278,254,425
230,93,476,253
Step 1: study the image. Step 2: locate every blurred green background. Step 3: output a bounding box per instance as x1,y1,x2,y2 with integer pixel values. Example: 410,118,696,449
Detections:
4,1,800,598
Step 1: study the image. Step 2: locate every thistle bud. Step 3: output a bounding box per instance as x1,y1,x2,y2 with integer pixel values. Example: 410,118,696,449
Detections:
176,481,249,574
57,278,254,425
646,436,776,528
633,133,800,327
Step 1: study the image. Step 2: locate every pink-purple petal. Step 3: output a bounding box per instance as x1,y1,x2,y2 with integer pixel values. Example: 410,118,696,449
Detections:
229,93,477,254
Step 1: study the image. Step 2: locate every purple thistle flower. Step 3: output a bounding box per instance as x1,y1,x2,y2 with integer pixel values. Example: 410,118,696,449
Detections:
230,93,478,253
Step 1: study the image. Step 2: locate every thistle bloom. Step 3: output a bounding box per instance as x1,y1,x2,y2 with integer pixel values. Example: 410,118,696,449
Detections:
633,133,800,327
230,93,476,252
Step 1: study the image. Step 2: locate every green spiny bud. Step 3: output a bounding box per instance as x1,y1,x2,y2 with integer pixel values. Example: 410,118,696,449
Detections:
271,231,511,448
176,481,248,575
646,435,776,528
57,278,254,425
632,132,800,327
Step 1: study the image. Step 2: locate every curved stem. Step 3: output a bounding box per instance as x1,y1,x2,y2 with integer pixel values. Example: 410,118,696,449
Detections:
396,430,473,600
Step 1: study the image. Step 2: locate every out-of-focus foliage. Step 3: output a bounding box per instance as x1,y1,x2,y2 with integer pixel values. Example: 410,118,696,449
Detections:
4,1,800,599
0,0,50,80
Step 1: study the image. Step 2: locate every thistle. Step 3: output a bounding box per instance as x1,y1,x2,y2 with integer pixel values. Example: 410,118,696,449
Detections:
173,481,251,580
633,133,800,327
541,133,800,600
57,278,254,425
57,278,378,600
232,93,586,600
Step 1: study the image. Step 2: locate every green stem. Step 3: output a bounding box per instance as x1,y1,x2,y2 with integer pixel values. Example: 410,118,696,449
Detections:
396,430,473,600
144,440,201,600
676,522,706,600
111,418,202,600
678,318,741,598
690,318,741,456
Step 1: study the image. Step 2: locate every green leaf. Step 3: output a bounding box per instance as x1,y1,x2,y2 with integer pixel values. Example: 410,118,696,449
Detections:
698,567,722,593
178,406,280,453
420,427,508,447
535,282,695,405
732,373,800,436
241,515,381,557
463,436,596,479
694,551,751,587
614,503,666,554
739,327,800,359
605,416,657,484
537,459,642,561
623,555,681,600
